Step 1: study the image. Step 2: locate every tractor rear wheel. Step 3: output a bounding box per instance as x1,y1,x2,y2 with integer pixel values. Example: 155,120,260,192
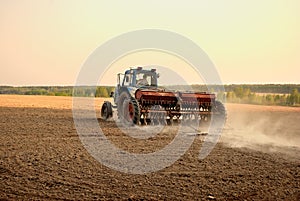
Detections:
117,92,140,125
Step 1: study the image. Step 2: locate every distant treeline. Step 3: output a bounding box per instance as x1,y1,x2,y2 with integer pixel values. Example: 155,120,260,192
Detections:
168,84,300,106
167,84,300,94
221,87,300,106
0,84,299,106
224,84,300,94
0,86,115,97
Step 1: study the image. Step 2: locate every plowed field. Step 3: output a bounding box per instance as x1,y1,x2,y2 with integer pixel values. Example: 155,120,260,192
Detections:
0,95,299,200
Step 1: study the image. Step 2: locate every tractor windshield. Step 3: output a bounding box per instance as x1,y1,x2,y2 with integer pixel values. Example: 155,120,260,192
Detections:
136,72,157,87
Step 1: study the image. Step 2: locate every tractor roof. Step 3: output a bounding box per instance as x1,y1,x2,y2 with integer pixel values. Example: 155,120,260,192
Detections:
125,67,156,74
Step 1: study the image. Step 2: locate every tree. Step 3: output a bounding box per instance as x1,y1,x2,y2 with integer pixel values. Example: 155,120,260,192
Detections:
233,87,244,99
248,93,256,104
288,89,299,105
266,94,274,105
95,87,109,97
226,91,236,102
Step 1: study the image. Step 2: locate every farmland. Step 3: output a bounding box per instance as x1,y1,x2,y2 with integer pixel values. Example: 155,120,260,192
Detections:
0,95,299,200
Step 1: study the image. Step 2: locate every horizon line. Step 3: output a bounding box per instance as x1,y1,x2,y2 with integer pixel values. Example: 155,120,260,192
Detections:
1,83,300,87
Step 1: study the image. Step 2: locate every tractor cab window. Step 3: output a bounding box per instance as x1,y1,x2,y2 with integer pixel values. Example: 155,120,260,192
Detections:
117,73,124,86
136,73,150,86
123,73,132,86
136,72,157,87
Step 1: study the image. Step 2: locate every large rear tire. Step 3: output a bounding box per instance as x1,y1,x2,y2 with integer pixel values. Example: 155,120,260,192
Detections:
117,92,140,125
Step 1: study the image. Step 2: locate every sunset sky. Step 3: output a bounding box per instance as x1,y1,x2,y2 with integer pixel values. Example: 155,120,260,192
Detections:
0,0,299,86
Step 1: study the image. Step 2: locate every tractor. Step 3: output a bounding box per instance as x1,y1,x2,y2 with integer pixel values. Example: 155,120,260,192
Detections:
101,67,226,125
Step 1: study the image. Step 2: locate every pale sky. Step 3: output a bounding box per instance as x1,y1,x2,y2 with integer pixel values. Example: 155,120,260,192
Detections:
0,0,299,86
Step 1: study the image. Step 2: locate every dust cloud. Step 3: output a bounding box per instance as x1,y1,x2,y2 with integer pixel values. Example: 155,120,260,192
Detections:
221,104,300,157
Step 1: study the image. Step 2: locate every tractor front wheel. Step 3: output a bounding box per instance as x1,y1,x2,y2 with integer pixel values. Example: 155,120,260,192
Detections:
101,101,113,120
